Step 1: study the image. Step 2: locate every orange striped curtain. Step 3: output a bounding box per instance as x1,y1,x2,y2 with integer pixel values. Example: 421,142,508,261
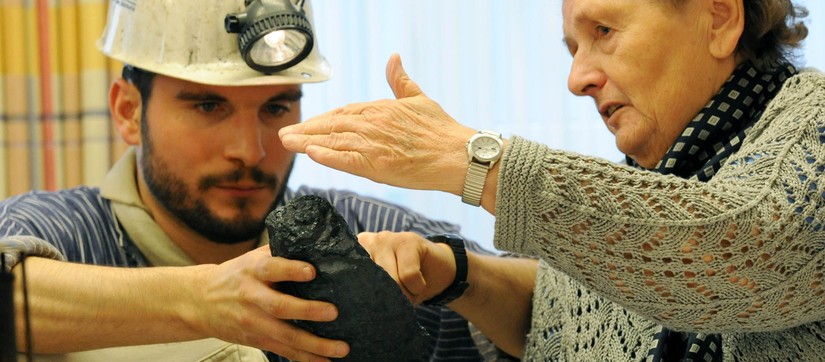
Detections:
0,0,125,199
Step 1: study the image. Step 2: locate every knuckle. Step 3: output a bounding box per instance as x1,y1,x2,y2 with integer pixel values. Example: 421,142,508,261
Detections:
362,103,384,115
245,333,265,348
398,236,419,250
357,231,376,242
256,258,275,280
282,326,302,347
267,296,289,315
272,347,302,362
375,230,392,237
399,268,419,283
253,263,274,280
306,301,323,318
236,310,255,329
328,133,348,148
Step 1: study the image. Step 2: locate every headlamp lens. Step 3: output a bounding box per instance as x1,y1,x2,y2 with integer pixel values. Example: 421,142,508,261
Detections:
249,30,310,67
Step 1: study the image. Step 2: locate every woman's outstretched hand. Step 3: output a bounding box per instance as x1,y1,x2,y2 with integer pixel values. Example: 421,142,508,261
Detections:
279,54,476,195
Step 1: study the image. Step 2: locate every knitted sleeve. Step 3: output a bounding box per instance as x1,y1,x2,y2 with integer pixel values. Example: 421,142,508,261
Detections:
494,72,825,333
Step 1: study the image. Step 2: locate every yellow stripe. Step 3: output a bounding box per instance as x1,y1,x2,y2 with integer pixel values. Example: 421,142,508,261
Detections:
59,0,83,188
79,1,107,70
2,1,27,75
0,1,6,197
58,1,80,74
0,3,4,74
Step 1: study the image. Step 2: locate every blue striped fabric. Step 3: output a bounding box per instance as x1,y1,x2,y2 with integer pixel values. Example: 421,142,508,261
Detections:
0,185,507,361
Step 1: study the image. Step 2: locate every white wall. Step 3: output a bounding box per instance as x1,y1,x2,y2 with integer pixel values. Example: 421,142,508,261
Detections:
291,0,825,251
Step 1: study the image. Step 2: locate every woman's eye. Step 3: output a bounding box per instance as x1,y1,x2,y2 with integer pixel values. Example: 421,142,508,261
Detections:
596,25,612,36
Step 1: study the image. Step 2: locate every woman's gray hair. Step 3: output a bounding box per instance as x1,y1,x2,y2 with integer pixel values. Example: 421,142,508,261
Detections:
671,0,809,70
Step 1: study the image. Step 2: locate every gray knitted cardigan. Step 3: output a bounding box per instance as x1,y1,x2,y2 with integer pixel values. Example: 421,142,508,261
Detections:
494,71,825,361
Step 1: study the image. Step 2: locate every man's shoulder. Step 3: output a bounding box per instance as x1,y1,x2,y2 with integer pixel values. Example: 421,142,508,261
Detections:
4,185,102,202
0,186,118,247
1,186,108,215
287,186,413,213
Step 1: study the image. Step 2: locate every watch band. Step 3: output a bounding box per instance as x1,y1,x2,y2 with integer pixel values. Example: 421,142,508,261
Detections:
461,161,489,206
461,130,502,207
423,234,469,306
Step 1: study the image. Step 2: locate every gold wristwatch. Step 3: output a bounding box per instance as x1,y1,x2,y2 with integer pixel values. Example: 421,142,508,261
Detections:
461,130,503,206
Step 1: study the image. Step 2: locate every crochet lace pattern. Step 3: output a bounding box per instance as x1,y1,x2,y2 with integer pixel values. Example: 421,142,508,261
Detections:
495,71,825,361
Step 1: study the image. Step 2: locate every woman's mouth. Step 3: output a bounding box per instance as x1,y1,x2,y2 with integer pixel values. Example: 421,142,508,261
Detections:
606,104,624,118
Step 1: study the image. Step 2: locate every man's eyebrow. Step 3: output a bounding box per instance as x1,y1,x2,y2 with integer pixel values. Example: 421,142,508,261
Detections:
176,91,227,102
174,89,304,103
268,90,303,103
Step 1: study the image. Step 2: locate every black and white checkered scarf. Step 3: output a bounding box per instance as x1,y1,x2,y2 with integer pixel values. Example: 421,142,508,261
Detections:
628,60,798,361
628,61,797,181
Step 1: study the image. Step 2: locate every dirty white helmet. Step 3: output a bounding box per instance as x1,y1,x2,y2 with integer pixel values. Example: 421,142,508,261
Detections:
97,0,331,86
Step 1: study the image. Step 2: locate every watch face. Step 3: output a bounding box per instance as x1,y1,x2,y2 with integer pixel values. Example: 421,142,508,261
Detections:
470,135,502,161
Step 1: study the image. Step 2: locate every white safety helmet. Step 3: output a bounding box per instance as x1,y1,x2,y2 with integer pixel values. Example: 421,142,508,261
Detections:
97,0,331,86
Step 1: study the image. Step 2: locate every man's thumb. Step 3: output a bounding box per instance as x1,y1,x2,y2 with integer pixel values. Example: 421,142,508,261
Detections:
386,53,423,99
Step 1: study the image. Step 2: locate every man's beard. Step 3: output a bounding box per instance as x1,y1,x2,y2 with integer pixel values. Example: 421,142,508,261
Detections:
139,127,290,245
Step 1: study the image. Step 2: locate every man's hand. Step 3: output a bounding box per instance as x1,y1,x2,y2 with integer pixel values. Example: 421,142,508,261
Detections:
15,249,349,362
195,246,349,361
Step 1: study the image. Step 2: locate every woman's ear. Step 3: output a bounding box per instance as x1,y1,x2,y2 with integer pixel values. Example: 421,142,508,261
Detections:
110,78,143,146
708,0,745,59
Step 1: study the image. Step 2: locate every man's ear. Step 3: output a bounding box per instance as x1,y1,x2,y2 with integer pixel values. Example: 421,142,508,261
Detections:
708,0,745,59
110,78,142,146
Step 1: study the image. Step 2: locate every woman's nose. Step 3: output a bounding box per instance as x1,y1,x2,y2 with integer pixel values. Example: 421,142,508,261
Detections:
568,53,606,97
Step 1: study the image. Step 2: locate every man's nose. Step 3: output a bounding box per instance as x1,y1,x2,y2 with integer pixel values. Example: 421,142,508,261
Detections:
224,116,266,167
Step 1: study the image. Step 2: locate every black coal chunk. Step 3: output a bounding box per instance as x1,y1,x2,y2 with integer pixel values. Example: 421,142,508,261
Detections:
266,195,430,361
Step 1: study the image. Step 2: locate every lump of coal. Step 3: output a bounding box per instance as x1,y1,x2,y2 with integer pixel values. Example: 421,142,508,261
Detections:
266,195,430,362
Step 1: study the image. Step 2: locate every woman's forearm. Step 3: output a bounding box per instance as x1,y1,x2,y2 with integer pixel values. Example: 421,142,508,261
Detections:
450,253,538,357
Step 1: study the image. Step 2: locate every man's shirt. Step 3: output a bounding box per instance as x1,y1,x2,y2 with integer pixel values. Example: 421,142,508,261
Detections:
0,148,500,361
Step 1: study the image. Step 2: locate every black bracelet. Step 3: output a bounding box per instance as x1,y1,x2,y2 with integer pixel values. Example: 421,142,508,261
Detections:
423,234,469,306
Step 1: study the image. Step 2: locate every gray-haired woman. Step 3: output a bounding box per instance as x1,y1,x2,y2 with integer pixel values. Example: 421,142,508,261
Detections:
281,0,821,360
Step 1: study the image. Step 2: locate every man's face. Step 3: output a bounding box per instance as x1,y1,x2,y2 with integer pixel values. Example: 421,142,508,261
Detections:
138,75,302,244
562,0,733,168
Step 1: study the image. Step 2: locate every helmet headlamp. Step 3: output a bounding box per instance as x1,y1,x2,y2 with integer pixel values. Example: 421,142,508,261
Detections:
225,0,314,74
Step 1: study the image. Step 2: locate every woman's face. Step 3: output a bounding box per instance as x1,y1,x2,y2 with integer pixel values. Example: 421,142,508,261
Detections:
562,0,738,168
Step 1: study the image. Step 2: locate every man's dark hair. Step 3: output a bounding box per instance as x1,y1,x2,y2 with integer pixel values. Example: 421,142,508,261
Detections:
121,65,156,157
121,65,156,112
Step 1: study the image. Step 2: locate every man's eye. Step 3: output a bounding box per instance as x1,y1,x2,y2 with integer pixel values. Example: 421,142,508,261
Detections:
264,103,289,115
195,102,219,113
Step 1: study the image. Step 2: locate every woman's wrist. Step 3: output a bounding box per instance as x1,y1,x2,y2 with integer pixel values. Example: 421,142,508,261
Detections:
422,234,469,306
